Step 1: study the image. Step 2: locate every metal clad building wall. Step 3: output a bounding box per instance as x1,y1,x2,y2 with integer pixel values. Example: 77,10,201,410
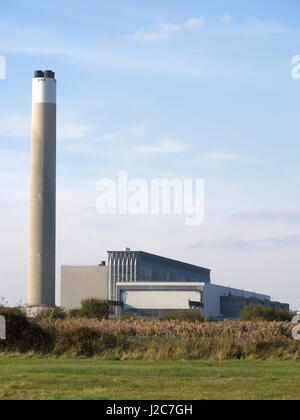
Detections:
109,251,139,300
108,251,210,300
139,253,209,283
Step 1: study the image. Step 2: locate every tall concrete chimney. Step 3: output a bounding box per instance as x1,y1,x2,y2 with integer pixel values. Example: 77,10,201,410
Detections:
28,70,56,310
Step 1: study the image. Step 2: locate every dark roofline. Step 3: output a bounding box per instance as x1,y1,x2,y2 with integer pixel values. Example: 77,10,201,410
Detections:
107,250,211,274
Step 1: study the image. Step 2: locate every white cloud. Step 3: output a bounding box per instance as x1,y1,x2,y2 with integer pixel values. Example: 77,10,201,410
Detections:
220,13,233,23
199,152,242,162
0,19,209,77
59,120,122,143
98,125,146,142
191,234,300,251
98,132,120,142
0,16,294,80
231,209,300,222
130,17,205,42
59,120,147,143
59,122,94,141
131,30,165,42
131,23,181,42
185,16,205,28
130,125,146,137
0,114,30,138
133,138,187,155
160,23,182,34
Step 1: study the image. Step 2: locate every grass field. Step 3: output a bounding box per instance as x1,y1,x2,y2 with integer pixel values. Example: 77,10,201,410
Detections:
1,356,300,400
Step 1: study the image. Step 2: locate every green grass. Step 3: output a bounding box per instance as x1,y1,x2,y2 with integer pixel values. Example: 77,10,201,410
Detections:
1,355,300,400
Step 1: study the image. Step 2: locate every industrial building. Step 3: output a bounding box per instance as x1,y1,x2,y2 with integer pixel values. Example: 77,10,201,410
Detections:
108,250,211,301
61,249,289,319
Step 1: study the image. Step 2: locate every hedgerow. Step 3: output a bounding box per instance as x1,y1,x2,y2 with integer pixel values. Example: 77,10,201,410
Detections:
1,311,299,360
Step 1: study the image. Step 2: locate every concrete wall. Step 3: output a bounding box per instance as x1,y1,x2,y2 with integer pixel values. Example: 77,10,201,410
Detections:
61,266,108,310
28,100,56,308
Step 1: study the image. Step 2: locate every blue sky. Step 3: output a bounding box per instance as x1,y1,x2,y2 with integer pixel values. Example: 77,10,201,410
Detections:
1,0,300,309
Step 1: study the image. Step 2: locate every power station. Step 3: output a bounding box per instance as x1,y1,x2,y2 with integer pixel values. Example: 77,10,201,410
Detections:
61,249,289,320
25,70,290,318
28,70,56,311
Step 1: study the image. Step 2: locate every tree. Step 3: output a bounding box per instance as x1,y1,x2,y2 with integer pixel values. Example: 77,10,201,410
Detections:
78,298,111,320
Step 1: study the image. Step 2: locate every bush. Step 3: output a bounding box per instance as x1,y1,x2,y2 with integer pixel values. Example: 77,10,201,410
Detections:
164,310,205,322
0,308,52,353
34,306,67,321
0,315,299,359
53,327,128,357
69,298,111,321
68,309,82,319
240,305,293,322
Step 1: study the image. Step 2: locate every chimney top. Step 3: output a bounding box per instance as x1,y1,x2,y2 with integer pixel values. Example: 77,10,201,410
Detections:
34,70,44,78
34,70,55,79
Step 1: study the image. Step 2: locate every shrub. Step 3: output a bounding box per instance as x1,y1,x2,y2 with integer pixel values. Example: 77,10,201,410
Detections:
73,298,111,320
68,309,82,319
0,308,52,353
240,305,293,322
0,310,298,360
164,310,205,322
34,306,67,321
53,327,128,357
